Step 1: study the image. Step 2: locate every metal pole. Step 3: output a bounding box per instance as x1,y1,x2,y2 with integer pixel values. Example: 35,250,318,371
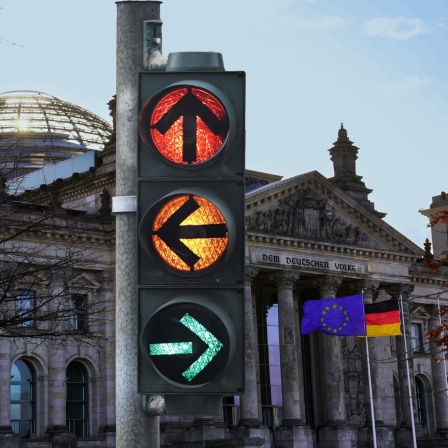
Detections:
399,294,417,448
362,290,377,448
115,2,162,447
365,337,378,448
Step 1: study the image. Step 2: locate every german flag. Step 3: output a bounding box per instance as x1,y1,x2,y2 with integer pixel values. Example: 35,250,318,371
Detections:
365,300,401,337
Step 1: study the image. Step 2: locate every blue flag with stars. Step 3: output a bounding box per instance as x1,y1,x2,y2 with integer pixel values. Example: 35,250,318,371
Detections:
301,294,366,336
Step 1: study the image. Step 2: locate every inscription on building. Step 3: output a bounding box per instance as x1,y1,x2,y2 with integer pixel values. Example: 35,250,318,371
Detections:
251,250,366,274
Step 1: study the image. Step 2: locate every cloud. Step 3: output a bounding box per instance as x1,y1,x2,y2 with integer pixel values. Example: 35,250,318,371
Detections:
377,75,431,96
364,17,429,40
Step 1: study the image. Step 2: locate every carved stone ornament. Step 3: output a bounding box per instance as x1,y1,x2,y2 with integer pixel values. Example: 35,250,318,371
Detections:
244,267,259,283
246,186,368,246
342,337,365,424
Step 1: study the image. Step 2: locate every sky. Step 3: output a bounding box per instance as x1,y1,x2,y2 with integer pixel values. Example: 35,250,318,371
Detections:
0,0,447,248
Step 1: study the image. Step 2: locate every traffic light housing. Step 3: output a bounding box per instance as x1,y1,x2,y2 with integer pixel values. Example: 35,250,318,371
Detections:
137,65,245,408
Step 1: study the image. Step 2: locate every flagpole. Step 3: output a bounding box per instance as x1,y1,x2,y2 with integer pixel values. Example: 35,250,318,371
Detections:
361,290,378,448
437,298,448,403
399,294,417,448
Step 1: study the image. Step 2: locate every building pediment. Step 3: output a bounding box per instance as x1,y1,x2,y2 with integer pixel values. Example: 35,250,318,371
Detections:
410,305,432,320
245,171,423,257
69,273,102,290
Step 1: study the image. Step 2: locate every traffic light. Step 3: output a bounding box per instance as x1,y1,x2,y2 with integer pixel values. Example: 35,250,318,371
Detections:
137,59,245,413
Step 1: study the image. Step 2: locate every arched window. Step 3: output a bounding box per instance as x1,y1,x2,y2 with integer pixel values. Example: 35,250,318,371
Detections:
11,359,35,438
66,362,88,438
416,377,427,427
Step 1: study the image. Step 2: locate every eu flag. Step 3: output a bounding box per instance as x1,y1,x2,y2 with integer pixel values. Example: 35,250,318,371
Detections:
301,294,366,336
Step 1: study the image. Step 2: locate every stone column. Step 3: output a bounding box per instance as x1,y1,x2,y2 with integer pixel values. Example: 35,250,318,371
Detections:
0,340,20,447
317,275,345,425
47,345,77,447
233,268,272,446
293,287,308,425
47,345,67,431
239,267,261,426
429,311,448,437
386,284,418,447
315,275,358,448
98,275,117,447
273,270,312,448
0,340,11,432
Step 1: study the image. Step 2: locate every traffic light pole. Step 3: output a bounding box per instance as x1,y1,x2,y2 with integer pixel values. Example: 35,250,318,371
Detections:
115,2,162,447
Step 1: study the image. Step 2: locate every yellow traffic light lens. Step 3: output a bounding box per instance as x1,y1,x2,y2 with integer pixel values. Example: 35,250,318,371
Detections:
151,195,229,272
149,87,229,165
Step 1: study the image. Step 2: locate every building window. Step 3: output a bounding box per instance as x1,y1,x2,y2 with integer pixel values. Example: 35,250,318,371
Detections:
415,377,427,427
11,359,35,438
257,292,283,429
266,305,282,407
66,361,88,438
301,331,315,429
17,290,35,327
223,396,240,427
71,294,87,331
411,323,424,354
393,375,402,425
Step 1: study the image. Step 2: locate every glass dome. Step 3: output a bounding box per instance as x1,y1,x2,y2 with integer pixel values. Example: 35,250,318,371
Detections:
0,90,112,178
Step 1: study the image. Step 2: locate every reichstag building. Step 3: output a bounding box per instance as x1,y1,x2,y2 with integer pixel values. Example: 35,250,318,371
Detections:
0,90,447,448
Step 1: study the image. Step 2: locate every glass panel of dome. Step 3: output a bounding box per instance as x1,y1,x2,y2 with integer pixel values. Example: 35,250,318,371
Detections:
1,119,17,127
67,131,79,139
57,123,74,130
31,123,47,129
57,140,83,149
21,98,37,104
79,132,96,142
76,123,93,131
17,113,34,119
16,120,30,130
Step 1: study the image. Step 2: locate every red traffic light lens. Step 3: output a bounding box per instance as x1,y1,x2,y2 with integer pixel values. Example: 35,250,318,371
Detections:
141,86,230,165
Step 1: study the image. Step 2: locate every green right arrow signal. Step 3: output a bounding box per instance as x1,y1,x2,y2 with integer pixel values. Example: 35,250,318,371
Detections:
149,312,223,381
149,342,192,356
180,313,223,381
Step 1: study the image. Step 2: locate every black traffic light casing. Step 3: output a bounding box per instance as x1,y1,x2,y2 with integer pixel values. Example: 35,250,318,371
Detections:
138,181,244,286
138,72,245,180
137,69,245,401
138,288,244,395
